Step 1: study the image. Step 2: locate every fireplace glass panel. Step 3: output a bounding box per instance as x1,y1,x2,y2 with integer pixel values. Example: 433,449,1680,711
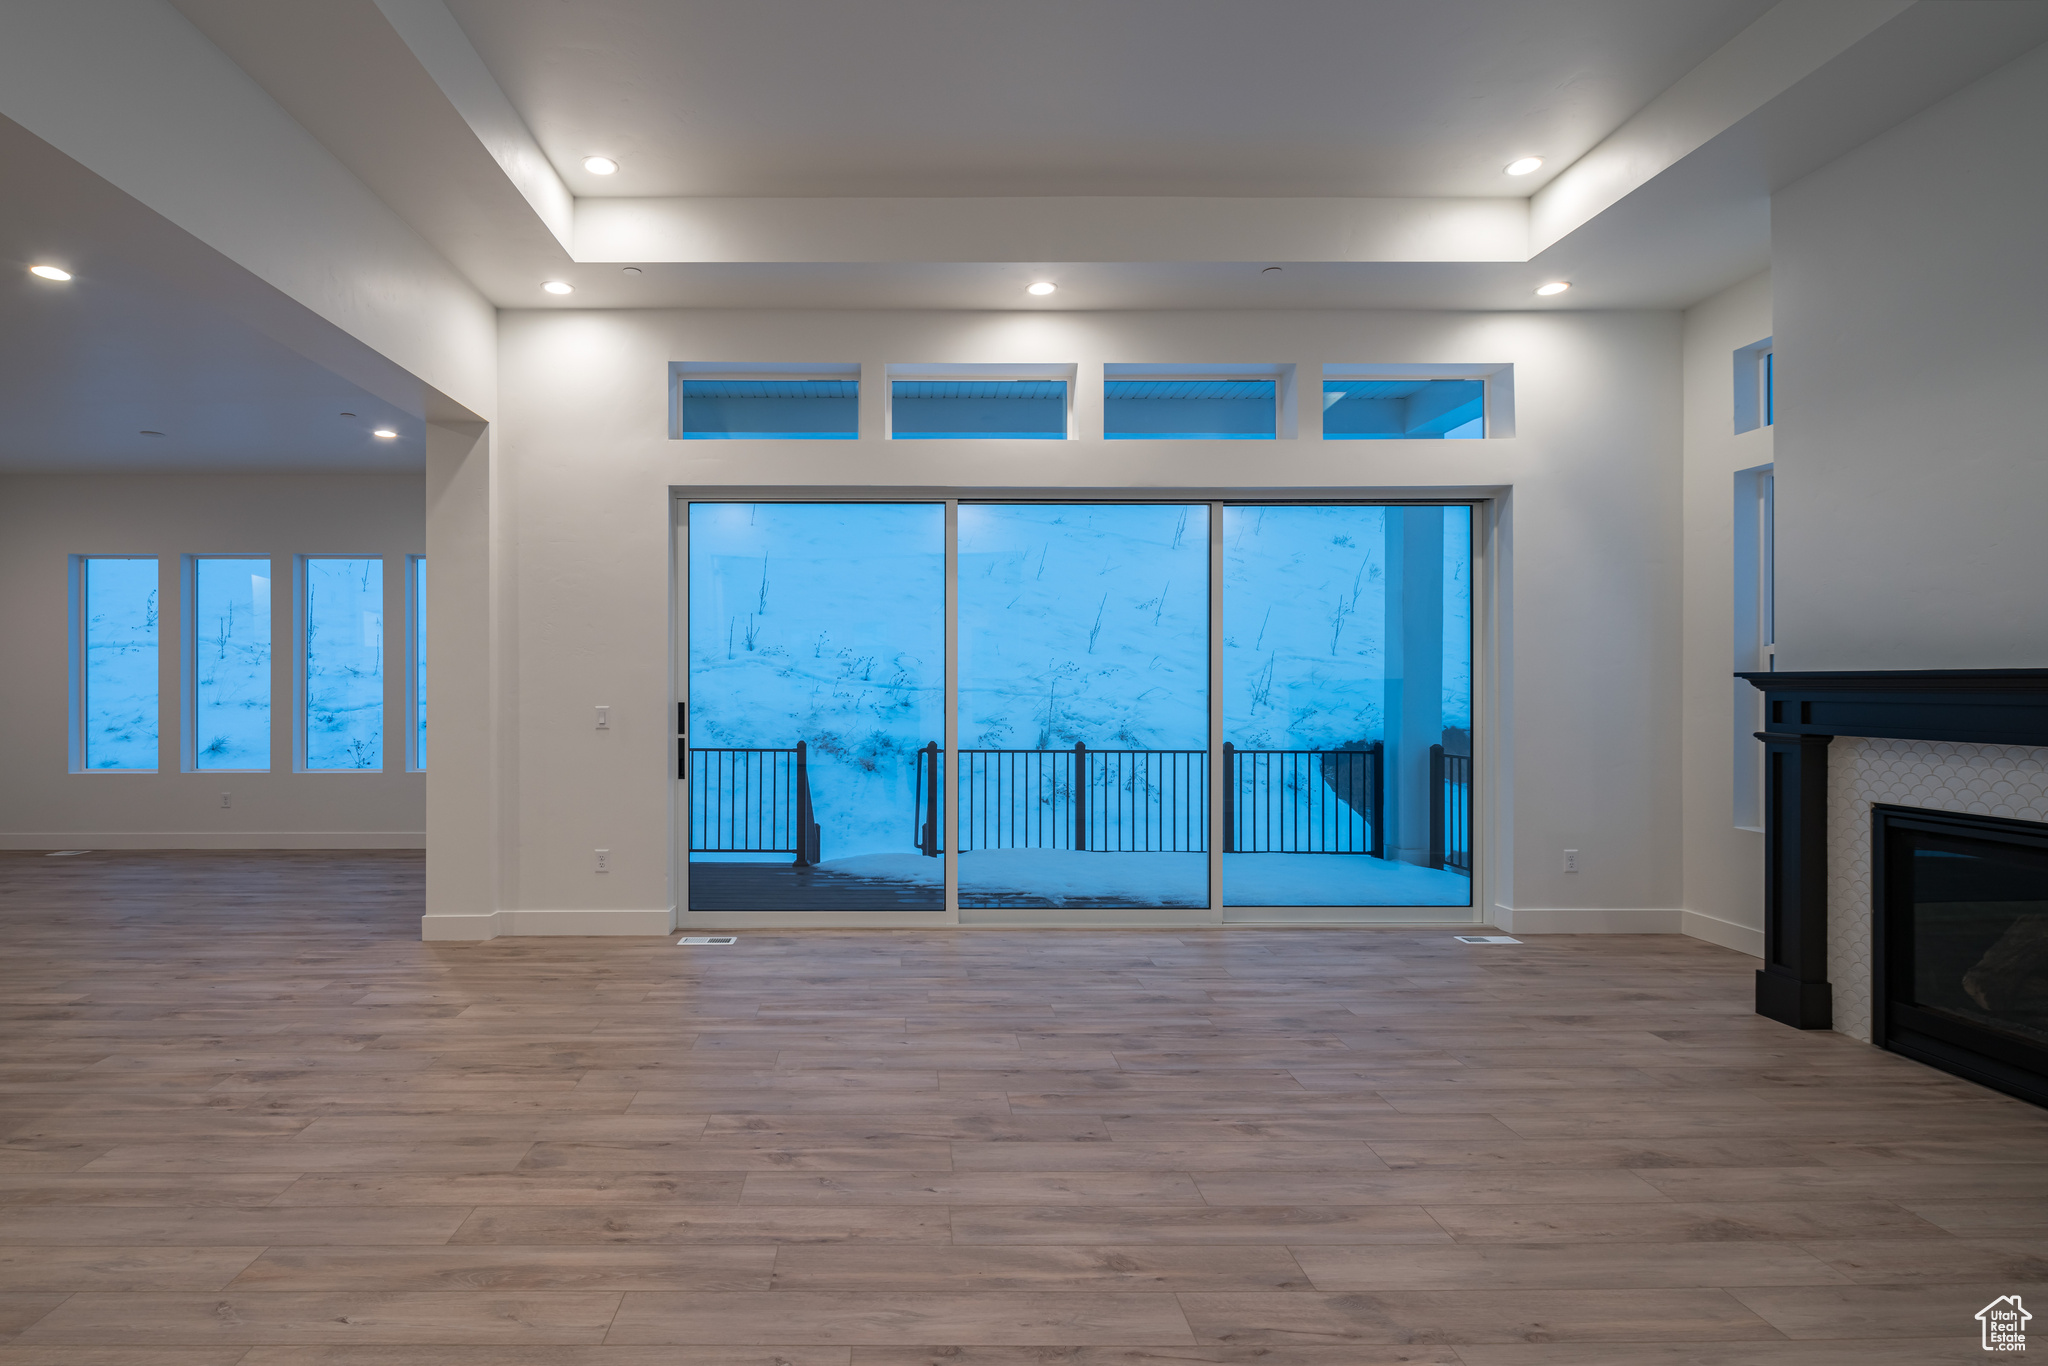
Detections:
1906,834,2048,1051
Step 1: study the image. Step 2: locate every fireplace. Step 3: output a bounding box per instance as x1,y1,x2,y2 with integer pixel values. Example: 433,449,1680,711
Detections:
1874,805,2048,1107
1736,669,2048,1096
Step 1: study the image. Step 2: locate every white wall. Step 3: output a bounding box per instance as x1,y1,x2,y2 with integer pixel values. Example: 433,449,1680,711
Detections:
1678,270,1772,957
1772,41,2048,670
432,306,1684,937
0,473,425,847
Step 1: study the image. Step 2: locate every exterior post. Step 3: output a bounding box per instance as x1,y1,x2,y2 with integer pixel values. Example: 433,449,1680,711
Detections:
1428,743,1445,869
1369,742,1386,859
1221,742,1235,853
793,739,817,867
1073,741,1088,851
1755,731,1834,1028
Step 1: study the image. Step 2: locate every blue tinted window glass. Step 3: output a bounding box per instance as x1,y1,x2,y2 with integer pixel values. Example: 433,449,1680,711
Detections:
193,558,270,770
892,380,1066,439
81,557,159,770
956,503,1209,909
412,557,427,769
1105,380,1275,440
681,380,858,439
1764,351,1774,426
304,557,383,770
687,503,945,910
1219,505,1473,907
1323,379,1484,440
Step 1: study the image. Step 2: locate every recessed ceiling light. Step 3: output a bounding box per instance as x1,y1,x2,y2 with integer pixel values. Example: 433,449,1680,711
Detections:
1026,281,1056,296
622,266,642,275
338,412,356,418
139,430,164,437
1505,157,1544,176
1261,266,1282,274
29,264,72,281
372,428,398,439
1535,281,1571,296
542,280,574,294
583,156,619,175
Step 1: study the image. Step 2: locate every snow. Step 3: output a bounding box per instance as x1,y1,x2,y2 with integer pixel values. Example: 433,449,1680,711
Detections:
958,502,1209,750
819,850,1469,908
1220,504,1470,749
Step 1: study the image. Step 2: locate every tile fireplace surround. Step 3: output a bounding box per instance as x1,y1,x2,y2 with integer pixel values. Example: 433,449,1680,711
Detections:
1830,736,2048,1042
1737,669,2048,1043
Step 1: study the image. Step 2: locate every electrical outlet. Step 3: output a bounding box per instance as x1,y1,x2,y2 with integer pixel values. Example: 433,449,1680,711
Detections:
220,792,231,809
595,848,610,873
595,706,610,730
1563,848,1579,873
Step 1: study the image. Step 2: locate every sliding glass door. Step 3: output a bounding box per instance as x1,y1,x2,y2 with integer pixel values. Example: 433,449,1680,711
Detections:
680,497,1474,916
957,504,1209,908
1220,505,1472,907
685,503,945,910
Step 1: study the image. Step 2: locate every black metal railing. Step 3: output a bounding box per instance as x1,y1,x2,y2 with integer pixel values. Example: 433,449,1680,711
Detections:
1430,744,1473,873
687,742,821,865
1224,743,1383,856
957,743,1207,853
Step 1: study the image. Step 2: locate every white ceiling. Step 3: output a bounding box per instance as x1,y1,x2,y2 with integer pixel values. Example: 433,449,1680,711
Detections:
0,115,421,472
8,0,2047,470
445,0,1777,199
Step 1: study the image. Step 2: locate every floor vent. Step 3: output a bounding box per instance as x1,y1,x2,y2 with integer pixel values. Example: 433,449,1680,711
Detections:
677,936,737,946
1454,934,1520,944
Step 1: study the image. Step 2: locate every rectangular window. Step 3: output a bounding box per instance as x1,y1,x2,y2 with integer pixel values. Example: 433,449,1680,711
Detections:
409,555,426,770
77,557,159,771
681,379,858,440
1105,379,1276,440
892,380,1067,439
191,557,270,770
1734,337,1774,432
302,556,383,770
1323,379,1484,440
1733,465,1775,828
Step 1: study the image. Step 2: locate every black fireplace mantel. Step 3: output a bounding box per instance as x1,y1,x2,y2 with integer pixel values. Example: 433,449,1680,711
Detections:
1736,668,2048,1030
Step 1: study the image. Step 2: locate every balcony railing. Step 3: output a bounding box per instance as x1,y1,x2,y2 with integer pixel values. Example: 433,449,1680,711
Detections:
1224,743,1383,856
956,744,1207,853
686,742,821,865
1430,745,1473,873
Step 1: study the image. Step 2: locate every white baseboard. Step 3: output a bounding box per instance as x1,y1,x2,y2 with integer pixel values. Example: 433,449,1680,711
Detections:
421,907,676,941
0,831,424,850
1681,908,1765,958
1493,904,1685,935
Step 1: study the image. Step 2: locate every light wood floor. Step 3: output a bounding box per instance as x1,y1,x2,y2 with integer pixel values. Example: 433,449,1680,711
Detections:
2,850,2046,1364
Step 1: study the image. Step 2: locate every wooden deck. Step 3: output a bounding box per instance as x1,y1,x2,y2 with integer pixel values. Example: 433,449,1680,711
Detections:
2,848,2046,1362
687,861,945,911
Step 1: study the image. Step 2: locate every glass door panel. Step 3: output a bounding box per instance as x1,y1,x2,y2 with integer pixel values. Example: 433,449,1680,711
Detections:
1220,504,1473,907
956,503,1209,908
686,502,945,909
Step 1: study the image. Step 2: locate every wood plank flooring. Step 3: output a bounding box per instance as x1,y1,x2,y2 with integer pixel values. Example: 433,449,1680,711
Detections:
3,849,2047,1363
